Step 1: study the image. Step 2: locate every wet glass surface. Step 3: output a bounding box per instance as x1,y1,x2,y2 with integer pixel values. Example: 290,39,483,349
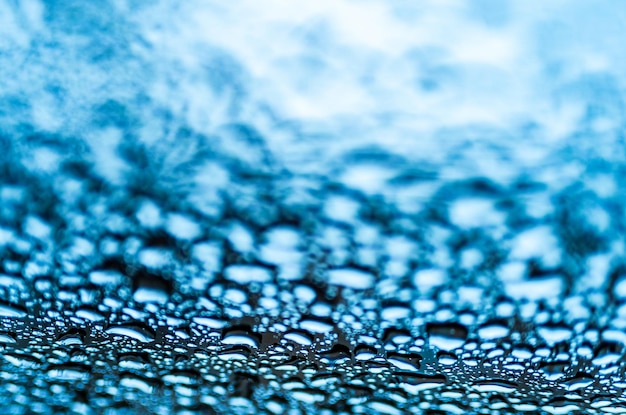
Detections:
2,1,626,414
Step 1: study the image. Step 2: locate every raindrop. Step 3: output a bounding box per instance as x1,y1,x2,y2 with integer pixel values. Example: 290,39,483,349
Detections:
47,363,90,382
56,329,84,346
299,318,333,334
327,268,375,290
218,346,252,361
222,326,260,349
387,352,421,371
538,324,572,346
132,271,171,305
283,330,313,346
592,341,622,366
106,323,155,343
162,370,199,385
477,321,510,341
224,265,272,284
192,316,227,329
120,373,157,394
368,400,403,415
0,302,27,318
437,351,457,366
399,373,447,393
88,270,124,286
291,389,325,404
473,379,517,393
4,353,41,368
75,307,106,322
320,344,351,365
560,373,594,391
0,332,17,344
427,322,468,351
355,344,377,361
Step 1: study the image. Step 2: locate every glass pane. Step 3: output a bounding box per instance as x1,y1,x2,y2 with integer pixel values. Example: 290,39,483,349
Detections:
1,1,625,413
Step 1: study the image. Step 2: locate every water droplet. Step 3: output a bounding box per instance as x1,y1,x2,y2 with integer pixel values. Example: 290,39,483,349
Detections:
192,316,227,329
560,373,594,391
56,329,84,346
0,302,27,318
477,321,510,341
320,344,351,365
132,271,171,304
292,389,325,404
162,370,199,385
593,341,622,366
399,373,447,393
4,353,41,368
538,324,572,346
387,352,421,371
222,326,260,348
283,330,313,346
327,268,374,289
120,373,157,394
355,344,377,361
47,363,90,382
218,346,251,361
472,379,517,393
88,269,124,286
75,307,106,322
224,265,272,284
299,318,333,334
427,322,468,351
368,400,403,415
0,332,17,344
106,323,155,343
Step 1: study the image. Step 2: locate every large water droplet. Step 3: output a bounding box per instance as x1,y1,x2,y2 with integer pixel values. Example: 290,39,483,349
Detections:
106,323,155,343
427,322,468,351
0,302,27,318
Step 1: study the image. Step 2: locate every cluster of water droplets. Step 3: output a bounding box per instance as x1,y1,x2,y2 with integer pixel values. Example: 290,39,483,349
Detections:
1,122,626,415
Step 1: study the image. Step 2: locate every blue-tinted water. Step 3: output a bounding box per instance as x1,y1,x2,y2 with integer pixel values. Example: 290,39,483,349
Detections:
1,1,626,414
